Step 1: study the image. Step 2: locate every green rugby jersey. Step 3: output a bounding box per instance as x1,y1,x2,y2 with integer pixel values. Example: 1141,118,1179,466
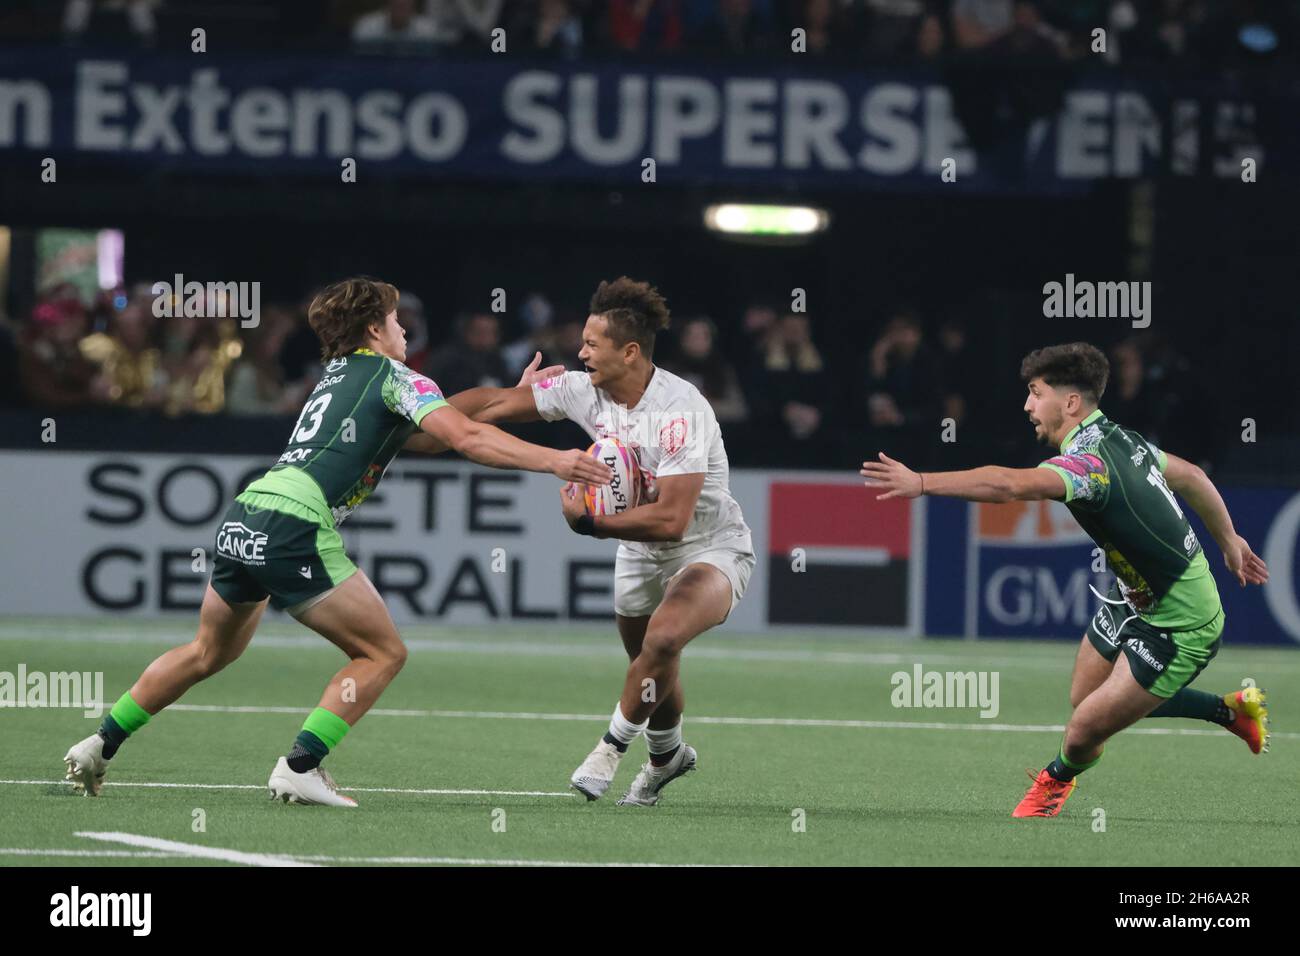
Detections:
241,347,447,526
1037,409,1220,629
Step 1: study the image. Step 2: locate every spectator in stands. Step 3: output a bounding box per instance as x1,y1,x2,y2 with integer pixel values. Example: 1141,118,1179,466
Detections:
794,0,850,57
861,0,929,59
691,0,774,57
663,316,749,423
79,291,167,410
508,0,585,57
16,297,97,409
754,311,832,441
424,0,506,48
607,0,684,53
226,307,297,416
858,309,941,429
1103,337,1175,442
934,317,974,427
951,0,1013,49
63,0,159,45
397,291,432,373
916,8,948,58
551,312,589,371
276,298,325,414
161,317,241,416
500,292,559,372
352,0,438,50
425,312,509,394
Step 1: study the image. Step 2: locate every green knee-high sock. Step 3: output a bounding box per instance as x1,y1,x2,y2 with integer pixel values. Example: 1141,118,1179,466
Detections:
1147,688,1231,725
98,692,152,759
286,707,351,773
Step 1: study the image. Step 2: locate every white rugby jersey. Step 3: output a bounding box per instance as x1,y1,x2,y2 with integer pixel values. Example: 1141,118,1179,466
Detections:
532,366,751,557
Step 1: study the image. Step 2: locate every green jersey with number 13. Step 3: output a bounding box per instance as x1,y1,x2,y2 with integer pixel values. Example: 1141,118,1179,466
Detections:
240,348,447,527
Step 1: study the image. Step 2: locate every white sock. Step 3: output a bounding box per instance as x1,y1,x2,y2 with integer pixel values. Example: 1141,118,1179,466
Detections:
605,703,648,748
645,721,683,757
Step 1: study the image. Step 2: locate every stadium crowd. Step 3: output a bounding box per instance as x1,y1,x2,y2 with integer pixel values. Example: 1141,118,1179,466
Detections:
3,278,1199,470
9,0,1293,67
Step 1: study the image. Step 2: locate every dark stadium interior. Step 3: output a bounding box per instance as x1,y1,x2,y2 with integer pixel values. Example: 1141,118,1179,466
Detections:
2,1,1298,482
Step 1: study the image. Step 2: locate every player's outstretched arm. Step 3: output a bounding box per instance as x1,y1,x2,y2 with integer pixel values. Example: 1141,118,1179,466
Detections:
860,453,1064,503
1164,452,1269,586
445,352,558,424
559,473,704,542
406,353,558,453
419,403,612,485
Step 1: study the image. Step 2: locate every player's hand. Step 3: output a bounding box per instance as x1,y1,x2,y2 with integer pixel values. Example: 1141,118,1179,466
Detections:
1223,534,1268,587
559,481,587,528
551,448,612,485
860,452,923,500
516,351,565,389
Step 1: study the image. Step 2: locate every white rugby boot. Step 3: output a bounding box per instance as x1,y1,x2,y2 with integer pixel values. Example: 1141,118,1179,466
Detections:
570,739,625,801
617,744,697,807
63,733,109,796
267,756,358,807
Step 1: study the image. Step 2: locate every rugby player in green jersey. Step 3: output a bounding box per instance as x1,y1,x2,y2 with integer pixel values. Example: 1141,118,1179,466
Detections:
860,342,1270,818
63,277,612,806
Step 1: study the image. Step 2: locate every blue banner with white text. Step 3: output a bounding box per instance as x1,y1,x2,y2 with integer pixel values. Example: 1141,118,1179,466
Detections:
0,47,1293,190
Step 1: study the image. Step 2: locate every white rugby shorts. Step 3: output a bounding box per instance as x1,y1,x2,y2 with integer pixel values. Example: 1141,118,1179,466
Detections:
613,533,755,620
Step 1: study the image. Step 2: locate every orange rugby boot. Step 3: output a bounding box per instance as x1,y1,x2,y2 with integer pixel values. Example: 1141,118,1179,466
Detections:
1011,768,1076,818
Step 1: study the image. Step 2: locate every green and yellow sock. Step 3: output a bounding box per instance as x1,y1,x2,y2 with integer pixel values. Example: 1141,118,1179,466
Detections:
286,707,351,773
97,692,152,760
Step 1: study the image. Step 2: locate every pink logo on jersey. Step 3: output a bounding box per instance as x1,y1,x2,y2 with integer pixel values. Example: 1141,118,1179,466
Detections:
659,417,688,455
414,377,439,395
538,376,558,390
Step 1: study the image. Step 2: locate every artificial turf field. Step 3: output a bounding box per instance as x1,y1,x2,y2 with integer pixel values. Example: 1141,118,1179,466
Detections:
1,616,1296,867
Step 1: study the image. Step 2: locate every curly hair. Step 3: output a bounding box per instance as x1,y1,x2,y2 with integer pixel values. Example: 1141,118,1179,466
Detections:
1020,342,1110,404
307,277,399,361
589,276,671,359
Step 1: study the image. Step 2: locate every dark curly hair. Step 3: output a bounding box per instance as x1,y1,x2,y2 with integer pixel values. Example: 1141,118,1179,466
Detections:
308,277,398,360
589,277,671,359
1020,342,1110,404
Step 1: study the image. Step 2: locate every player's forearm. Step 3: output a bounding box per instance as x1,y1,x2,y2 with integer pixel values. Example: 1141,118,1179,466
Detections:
920,466,1025,503
447,387,513,423
455,424,557,474
592,502,689,542
1178,470,1237,551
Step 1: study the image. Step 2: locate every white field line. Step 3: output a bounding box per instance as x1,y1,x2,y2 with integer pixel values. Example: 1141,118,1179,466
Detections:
0,623,1093,670
74,831,320,867
0,779,576,797
160,703,1299,739
5,621,1298,673
3,838,747,868
0,848,185,859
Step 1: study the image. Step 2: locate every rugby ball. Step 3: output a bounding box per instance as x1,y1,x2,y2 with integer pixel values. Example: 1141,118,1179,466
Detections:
583,437,642,515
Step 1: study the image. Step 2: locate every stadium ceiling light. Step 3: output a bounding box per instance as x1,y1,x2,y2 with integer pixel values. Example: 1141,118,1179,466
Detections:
703,203,830,237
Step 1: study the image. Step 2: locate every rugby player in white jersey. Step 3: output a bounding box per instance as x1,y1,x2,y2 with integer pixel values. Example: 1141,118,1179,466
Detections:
448,277,755,805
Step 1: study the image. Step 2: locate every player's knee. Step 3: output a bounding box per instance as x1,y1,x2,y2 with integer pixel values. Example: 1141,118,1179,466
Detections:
379,639,408,676
1065,716,1103,752
641,626,687,661
191,639,236,679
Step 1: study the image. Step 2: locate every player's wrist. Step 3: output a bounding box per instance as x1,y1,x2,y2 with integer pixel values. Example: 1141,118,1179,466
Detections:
572,514,597,536
918,472,926,496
